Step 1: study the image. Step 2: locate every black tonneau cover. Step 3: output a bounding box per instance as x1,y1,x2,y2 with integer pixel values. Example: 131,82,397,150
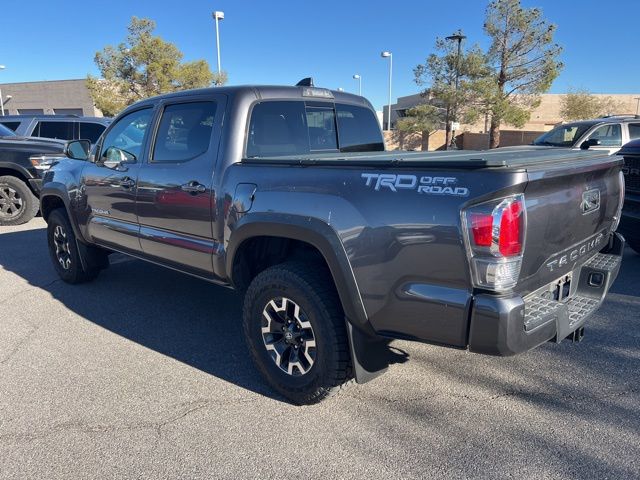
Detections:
243,146,620,170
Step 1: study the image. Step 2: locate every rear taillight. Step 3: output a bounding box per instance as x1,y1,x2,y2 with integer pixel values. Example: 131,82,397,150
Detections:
463,194,526,291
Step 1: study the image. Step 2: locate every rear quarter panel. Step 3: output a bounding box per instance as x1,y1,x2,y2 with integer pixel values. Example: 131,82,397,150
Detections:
223,163,527,347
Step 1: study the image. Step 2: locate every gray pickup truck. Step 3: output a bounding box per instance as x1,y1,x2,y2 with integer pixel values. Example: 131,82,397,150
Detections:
39,82,625,404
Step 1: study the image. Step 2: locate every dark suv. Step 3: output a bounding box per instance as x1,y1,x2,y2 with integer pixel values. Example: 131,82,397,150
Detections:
0,123,80,225
0,115,110,145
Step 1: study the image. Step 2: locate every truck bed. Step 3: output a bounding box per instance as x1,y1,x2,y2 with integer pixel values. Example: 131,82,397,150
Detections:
243,146,619,169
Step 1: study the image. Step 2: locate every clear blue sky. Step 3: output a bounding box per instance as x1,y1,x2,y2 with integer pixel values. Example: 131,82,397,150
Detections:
1,0,638,110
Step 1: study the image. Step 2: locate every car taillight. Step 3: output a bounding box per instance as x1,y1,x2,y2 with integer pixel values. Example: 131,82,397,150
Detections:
463,194,526,291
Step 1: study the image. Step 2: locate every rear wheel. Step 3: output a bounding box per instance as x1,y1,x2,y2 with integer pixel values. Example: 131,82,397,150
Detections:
46,209,106,283
243,261,353,404
0,175,39,226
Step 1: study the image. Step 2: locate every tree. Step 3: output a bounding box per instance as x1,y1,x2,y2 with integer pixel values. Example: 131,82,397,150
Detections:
87,17,222,116
396,104,443,151
560,89,623,121
480,0,563,148
414,35,489,148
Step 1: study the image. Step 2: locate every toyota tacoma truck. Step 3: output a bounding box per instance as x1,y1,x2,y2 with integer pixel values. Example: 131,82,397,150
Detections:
39,82,625,404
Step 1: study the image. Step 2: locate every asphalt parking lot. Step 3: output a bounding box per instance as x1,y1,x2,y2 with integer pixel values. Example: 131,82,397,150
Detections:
1,218,639,479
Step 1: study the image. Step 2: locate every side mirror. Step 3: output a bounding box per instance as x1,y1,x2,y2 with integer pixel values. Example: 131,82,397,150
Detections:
101,146,136,170
65,139,91,160
580,138,602,150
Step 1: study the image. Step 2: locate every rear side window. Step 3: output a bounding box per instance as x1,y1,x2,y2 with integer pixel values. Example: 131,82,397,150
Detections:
336,104,384,152
152,101,218,162
0,122,20,132
628,123,640,140
246,101,382,158
33,121,75,140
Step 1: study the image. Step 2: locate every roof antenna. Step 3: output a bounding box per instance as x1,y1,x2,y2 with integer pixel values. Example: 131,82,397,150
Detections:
296,77,314,87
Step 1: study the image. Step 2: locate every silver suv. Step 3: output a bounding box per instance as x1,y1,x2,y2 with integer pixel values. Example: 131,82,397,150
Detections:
533,115,640,154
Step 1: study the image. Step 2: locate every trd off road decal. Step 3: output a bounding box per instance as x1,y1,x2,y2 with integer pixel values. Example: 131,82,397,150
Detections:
361,173,469,197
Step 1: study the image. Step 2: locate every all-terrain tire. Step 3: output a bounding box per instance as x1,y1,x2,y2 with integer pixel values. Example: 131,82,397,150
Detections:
243,261,353,405
0,175,39,226
46,208,106,284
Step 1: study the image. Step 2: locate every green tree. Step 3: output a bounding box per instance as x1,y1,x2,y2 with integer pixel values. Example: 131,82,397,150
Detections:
87,17,222,116
396,104,443,151
560,89,623,121
480,0,563,148
414,35,489,148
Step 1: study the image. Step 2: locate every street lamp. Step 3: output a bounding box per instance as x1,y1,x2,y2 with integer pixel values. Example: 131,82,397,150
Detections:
0,65,5,116
445,31,466,149
381,51,392,131
212,11,224,75
352,74,362,96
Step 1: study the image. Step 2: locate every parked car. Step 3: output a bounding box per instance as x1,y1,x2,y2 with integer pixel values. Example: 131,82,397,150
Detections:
532,115,640,154
616,139,640,253
0,123,86,225
40,83,624,404
0,114,110,145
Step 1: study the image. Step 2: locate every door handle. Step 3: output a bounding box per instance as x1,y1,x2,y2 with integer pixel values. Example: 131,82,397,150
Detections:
181,181,206,194
118,177,135,188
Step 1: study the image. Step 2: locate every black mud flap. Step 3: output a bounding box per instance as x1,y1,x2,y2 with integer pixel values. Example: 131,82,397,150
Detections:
346,321,390,384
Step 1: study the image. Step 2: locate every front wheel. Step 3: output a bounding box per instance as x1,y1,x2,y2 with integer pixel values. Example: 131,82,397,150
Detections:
243,262,353,404
46,209,105,283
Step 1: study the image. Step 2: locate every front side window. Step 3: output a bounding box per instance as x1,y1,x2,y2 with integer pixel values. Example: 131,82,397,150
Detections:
34,121,74,140
152,101,218,162
585,123,622,147
79,122,107,144
100,108,152,161
533,123,592,147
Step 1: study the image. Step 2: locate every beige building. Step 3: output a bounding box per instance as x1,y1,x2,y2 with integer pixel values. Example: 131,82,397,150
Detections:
385,92,640,133
384,92,640,150
0,79,102,117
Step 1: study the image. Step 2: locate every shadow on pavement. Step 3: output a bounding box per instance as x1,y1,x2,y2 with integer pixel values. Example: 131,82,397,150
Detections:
0,226,408,404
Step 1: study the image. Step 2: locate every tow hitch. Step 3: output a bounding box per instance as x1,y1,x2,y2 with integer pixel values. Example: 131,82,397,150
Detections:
566,326,585,343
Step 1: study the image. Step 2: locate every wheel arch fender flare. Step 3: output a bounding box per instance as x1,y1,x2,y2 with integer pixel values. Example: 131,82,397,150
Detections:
226,213,371,332
39,183,86,243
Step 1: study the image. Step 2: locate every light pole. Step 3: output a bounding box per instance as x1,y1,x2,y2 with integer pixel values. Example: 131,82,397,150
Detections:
212,11,224,75
381,51,392,131
352,74,362,96
0,65,5,116
445,31,466,149
635,97,640,116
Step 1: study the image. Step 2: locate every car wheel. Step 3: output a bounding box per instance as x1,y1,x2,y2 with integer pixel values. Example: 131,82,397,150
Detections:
47,209,104,284
0,175,39,226
243,261,353,405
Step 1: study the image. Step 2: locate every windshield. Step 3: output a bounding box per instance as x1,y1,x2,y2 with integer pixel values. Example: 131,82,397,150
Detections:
0,123,16,137
533,123,593,147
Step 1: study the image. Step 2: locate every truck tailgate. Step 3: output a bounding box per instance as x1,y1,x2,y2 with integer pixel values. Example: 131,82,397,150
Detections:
517,154,623,295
